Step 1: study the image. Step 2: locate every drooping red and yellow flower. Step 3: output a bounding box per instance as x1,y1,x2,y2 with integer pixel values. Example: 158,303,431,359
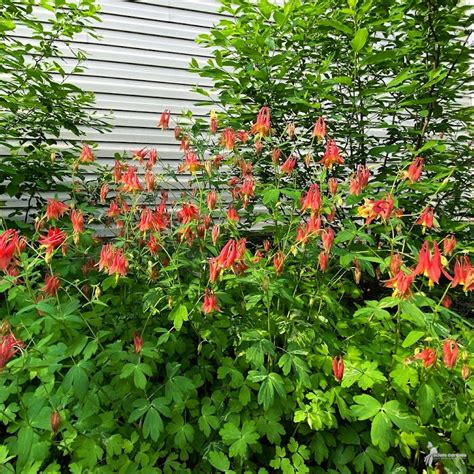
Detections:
280,155,297,175
319,251,329,272
349,165,370,195
319,139,344,168
415,240,448,287
312,116,326,141
79,144,95,163
207,190,217,211
332,356,344,382
300,184,321,215
415,206,435,232
133,332,143,354
221,128,236,150
38,228,67,257
147,149,157,168
443,339,458,369
0,230,19,272
180,151,201,175
273,251,285,275
216,240,238,270
70,209,84,244
389,253,403,276
404,157,423,184
0,331,24,370
251,106,271,137
241,176,255,206
321,227,335,253
132,148,148,163
98,245,128,277
227,206,240,222
211,224,220,245
157,109,171,129
328,177,338,196
271,148,281,165
46,199,69,221
177,203,199,224
202,289,221,314
443,235,456,256
358,196,394,224
415,348,436,368
42,274,61,297
120,166,142,193
451,255,474,293
144,170,155,192
210,110,218,135
99,183,109,203
384,270,415,299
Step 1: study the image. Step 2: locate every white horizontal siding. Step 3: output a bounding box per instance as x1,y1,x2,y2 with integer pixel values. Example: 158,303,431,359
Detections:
3,0,221,213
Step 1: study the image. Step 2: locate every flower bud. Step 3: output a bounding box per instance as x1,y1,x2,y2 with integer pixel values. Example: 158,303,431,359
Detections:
51,411,61,434
461,364,470,380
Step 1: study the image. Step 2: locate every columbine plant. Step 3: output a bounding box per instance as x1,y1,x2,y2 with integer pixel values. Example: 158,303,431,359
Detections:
0,108,472,472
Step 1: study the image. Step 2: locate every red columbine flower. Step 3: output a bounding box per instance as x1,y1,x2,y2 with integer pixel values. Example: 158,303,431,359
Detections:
107,200,120,218
349,165,370,195
46,199,69,221
384,270,415,299
451,255,474,293
109,249,128,277
227,206,239,222
271,148,281,165
321,227,335,253
241,176,255,206
389,253,403,276
415,241,446,287
177,203,199,224
121,166,142,193
157,109,171,129
441,294,452,308
71,209,84,244
312,116,326,141
332,356,344,382
415,348,436,368
209,258,219,282
0,332,24,370
132,148,148,163
251,106,271,137
443,235,456,256
207,191,217,211
147,149,157,168
358,195,394,225
415,206,435,231
145,170,155,192
210,110,218,134
99,183,109,203
280,156,297,175
42,274,61,297
79,144,94,163
98,244,114,273
217,240,238,269
221,128,236,150
328,178,338,196
181,151,201,175
319,251,329,272
38,228,67,258
301,184,321,215
0,230,19,272
443,339,458,369
138,208,154,233
50,411,61,434
133,332,143,354
202,289,221,314
320,139,344,168
211,225,220,245
404,157,423,184
113,160,124,183
273,251,285,275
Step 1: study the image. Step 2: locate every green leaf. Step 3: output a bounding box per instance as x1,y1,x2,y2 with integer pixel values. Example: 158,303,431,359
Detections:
220,421,259,458
417,384,435,423
351,28,369,52
208,451,230,472
16,426,34,468
170,304,188,331
400,301,426,326
371,412,392,452
383,400,418,432
402,330,425,348
351,395,381,420
143,408,163,441
199,403,219,437
262,187,280,207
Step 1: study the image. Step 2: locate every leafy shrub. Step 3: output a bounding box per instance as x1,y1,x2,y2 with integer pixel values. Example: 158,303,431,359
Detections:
0,0,109,221
193,0,473,217
0,108,472,473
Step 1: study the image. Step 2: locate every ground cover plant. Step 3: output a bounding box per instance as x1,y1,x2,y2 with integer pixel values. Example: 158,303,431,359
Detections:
0,107,472,473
